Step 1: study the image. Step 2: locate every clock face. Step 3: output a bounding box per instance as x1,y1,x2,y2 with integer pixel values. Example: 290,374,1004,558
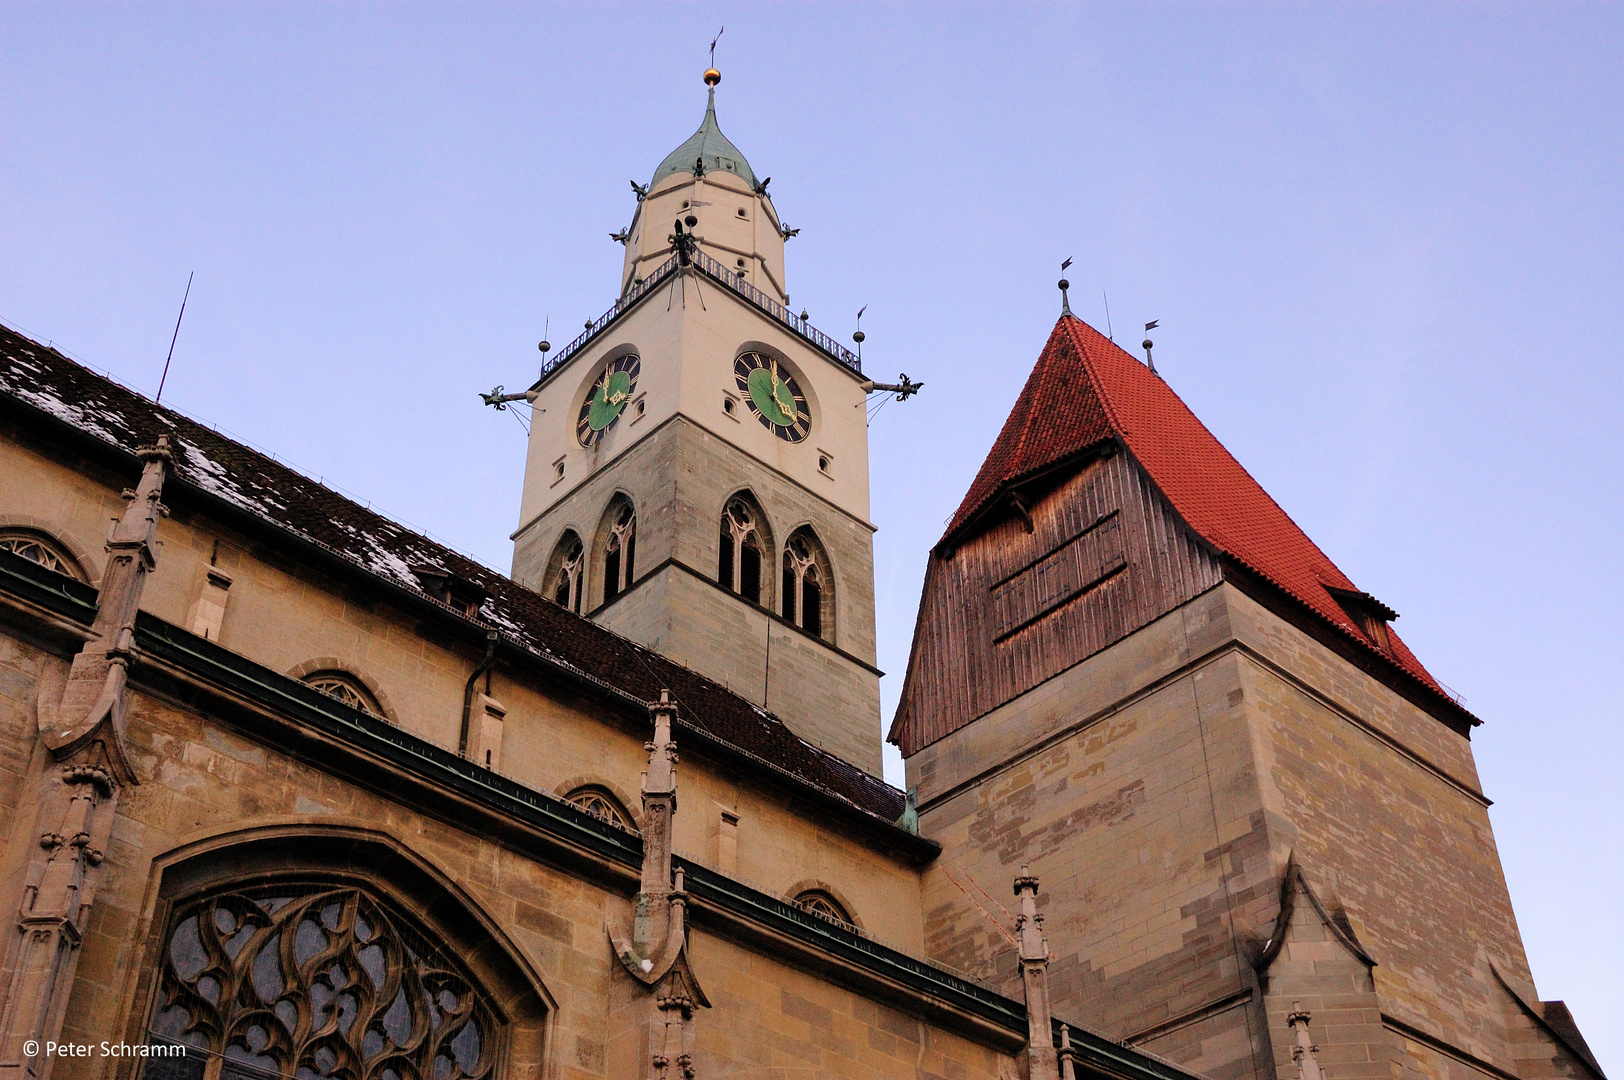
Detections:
577,353,641,446
734,352,811,442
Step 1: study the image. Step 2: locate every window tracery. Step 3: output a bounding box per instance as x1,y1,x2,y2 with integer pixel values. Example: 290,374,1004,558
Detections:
792,890,854,931
602,500,636,603
302,672,384,719
782,528,829,640
717,497,765,605
547,531,584,614
145,883,495,1080
0,528,85,580
563,786,637,833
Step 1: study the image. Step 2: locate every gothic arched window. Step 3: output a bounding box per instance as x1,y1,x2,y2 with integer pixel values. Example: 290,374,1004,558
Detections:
0,528,85,580
302,671,384,719
545,531,585,614
793,890,855,932
563,786,638,833
782,528,831,640
146,882,496,1080
718,496,767,605
601,499,636,603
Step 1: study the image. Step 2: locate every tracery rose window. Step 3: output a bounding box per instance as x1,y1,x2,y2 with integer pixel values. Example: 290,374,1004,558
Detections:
146,884,495,1080
0,528,85,580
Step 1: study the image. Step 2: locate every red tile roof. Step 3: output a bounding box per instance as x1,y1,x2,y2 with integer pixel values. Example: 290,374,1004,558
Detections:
945,314,1465,715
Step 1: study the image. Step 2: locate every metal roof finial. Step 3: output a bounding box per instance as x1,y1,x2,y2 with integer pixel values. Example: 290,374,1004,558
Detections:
1058,257,1073,316
705,26,723,86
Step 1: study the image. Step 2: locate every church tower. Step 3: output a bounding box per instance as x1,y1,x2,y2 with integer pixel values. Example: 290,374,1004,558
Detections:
896,311,1603,1080
511,71,884,775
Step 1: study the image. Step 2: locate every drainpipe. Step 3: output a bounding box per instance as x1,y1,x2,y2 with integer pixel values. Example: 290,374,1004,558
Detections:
459,630,500,758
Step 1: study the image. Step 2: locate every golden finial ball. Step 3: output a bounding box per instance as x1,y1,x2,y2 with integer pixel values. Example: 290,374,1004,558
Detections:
704,68,721,87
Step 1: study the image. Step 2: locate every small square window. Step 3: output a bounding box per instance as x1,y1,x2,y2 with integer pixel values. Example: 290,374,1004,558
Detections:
723,396,739,421
552,458,566,486
817,450,833,476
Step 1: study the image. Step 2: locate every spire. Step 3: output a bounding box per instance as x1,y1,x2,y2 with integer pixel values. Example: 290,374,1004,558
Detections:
651,72,758,188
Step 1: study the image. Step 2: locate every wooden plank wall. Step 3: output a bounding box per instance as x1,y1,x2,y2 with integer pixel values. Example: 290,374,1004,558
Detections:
893,450,1223,755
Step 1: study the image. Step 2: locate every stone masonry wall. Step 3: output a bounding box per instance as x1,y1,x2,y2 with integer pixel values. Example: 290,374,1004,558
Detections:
0,655,995,1080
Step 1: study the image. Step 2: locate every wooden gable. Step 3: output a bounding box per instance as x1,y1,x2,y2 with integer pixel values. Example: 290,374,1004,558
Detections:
890,446,1222,756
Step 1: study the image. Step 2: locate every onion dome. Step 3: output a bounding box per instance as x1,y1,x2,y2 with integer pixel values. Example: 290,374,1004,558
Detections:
651,83,757,188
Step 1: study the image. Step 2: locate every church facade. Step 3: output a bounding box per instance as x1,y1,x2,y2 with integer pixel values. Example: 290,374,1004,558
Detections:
0,71,1603,1080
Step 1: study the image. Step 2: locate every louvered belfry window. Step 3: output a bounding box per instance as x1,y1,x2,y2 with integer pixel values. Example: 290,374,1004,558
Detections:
144,883,496,1080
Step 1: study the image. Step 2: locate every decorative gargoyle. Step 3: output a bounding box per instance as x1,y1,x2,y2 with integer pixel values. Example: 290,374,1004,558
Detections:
608,690,710,1079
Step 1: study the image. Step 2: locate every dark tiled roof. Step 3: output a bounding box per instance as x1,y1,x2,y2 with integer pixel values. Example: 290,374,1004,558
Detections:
0,323,908,825
946,314,1471,722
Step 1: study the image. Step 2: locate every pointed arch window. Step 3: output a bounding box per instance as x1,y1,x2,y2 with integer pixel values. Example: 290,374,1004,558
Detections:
302,671,385,719
563,786,638,833
145,882,496,1080
782,528,830,640
546,531,585,613
718,497,765,605
0,528,85,581
602,499,637,603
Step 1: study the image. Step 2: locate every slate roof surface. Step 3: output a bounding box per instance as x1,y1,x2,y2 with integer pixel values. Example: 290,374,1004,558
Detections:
946,313,1458,710
0,323,906,822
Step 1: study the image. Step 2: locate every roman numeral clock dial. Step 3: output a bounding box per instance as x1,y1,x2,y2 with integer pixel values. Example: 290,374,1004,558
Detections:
735,352,811,442
577,353,641,446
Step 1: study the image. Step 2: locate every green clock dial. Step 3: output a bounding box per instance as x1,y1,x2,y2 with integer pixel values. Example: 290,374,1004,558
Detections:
734,352,811,442
577,353,641,446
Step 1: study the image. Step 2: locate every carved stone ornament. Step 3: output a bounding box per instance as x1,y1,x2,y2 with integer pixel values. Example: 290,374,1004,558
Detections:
149,884,495,1080
606,691,710,1080
1,439,171,1078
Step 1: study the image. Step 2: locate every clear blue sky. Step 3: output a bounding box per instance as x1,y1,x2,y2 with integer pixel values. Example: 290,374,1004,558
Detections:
3,3,1618,1064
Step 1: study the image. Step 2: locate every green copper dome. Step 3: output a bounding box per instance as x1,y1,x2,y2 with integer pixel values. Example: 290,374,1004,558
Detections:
651,88,757,188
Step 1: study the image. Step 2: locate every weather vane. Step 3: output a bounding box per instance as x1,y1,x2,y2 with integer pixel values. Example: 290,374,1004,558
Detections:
1059,257,1073,315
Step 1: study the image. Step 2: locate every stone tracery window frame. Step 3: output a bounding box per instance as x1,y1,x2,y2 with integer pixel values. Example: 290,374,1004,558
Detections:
562,785,639,834
0,527,87,580
545,530,585,614
142,879,500,1080
600,497,637,604
792,889,855,932
717,494,770,607
781,526,832,641
302,671,386,720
